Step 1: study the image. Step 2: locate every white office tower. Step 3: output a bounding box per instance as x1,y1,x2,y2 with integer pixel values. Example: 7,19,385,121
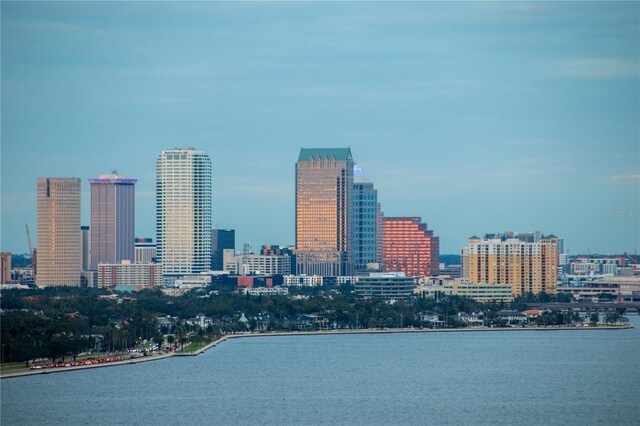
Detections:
156,148,212,278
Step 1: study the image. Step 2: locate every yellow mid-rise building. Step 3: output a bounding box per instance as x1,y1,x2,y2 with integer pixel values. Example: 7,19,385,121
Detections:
461,235,558,297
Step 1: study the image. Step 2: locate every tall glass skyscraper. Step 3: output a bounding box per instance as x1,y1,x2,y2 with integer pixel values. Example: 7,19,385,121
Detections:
36,178,82,287
295,148,353,276
156,148,212,276
352,165,383,272
89,173,137,270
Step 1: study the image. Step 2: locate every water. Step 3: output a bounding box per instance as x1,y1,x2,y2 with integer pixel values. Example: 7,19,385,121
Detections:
3,316,639,425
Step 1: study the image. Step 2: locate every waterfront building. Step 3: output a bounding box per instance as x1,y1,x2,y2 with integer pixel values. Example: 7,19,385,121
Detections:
97,260,162,289
295,148,353,276
222,249,291,276
461,234,558,296
355,272,415,300
156,148,212,276
36,178,82,287
185,314,213,329
415,277,513,302
448,281,513,302
89,173,137,270
496,310,528,325
1,252,12,284
211,229,235,271
382,217,439,277
352,166,383,272
135,238,157,263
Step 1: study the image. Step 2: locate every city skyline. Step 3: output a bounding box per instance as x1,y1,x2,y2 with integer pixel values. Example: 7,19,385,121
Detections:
2,2,639,255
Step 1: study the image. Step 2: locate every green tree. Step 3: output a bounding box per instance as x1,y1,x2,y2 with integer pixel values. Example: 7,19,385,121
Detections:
604,312,621,324
153,334,164,351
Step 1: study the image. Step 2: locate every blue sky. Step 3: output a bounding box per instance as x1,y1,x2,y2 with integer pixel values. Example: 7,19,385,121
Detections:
1,1,638,255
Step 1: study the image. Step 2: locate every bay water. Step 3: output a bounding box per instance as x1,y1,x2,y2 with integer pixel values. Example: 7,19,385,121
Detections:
2,315,639,425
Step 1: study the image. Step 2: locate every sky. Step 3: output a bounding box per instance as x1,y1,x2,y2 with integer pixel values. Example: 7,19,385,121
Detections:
1,1,639,255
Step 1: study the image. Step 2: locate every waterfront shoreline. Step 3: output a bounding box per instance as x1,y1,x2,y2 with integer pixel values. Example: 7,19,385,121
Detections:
1,324,632,379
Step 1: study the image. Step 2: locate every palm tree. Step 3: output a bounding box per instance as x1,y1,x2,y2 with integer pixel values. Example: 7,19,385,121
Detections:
153,334,164,352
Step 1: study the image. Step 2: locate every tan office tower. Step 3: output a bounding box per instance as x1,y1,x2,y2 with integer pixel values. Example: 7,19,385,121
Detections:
36,178,82,287
461,235,558,296
295,148,353,276
1,252,12,284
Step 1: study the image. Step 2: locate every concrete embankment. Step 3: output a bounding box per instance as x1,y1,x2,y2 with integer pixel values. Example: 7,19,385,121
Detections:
1,352,175,379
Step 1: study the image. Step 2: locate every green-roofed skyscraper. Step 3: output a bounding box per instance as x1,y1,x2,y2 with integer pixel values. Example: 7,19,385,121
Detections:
295,148,353,276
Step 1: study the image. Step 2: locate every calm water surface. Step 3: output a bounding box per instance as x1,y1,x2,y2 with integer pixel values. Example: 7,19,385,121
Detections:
3,315,639,425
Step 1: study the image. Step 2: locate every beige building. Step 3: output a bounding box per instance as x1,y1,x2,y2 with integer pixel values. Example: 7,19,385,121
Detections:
36,178,82,287
1,252,12,284
415,277,513,303
461,235,558,296
97,260,162,289
558,276,640,302
222,249,291,276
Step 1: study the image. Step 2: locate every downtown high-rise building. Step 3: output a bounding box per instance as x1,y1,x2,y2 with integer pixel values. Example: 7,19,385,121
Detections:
295,148,353,276
461,234,558,296
1,252,11,284
36,178,82,287
211,229,235,271
135,238,157,263
156,148,212,276
352,165,383,272
382,217,439,277
89,173,137,270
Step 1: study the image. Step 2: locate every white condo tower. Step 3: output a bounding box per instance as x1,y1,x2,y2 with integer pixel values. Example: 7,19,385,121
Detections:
156,148,212,277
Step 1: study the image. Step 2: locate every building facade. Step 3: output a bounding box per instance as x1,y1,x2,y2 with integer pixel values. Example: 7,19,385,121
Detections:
135,238,157,263
352,168,383,272
382,217,439,277
211,229,235,271
89,173,136,270
81,226,91,271
36,178,82,287
156,148,212,276
295,148,353,276
241,287,289,296
461,235,558,296
1,252,12,284
355,272,415,300
283,274,324,287
97,260,162,289
415,278,513,302
222,249,291,276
